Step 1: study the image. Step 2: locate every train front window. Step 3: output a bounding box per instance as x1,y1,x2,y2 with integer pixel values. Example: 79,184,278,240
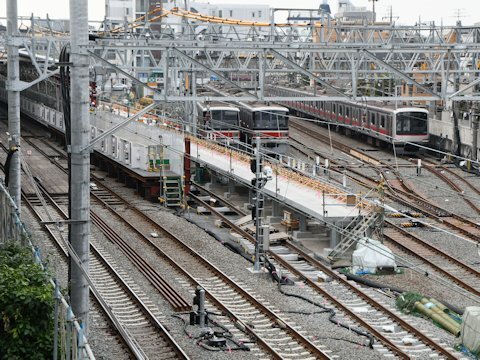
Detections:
223,110,239,125
254,111,288,129
396,112,428,135
209,110,238,130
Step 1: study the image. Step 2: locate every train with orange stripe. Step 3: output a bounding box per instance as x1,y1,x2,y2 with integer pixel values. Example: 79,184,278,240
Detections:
269,85,429,152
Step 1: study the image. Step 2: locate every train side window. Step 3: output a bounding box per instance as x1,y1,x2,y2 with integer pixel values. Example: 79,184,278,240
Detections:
346,106,350,118
333,104,336,114
380,115,386,128
369,112,375,125
339,105,343,116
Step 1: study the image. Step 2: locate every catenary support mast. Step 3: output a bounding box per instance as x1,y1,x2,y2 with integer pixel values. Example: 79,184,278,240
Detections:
69,0,90,333
6,0,21,211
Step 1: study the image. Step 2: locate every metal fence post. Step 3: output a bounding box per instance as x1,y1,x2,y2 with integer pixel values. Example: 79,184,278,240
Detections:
66,306,74,360
53,280,60,360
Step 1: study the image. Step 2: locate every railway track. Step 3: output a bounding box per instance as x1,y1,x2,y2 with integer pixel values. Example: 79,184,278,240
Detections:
90,182,333,359
290,119,480,242
383,221,480,297
20,134,335,358
18,137,193,312
22,182,189,360
10,121,471,358
412,158,480,215
187,188,460,359
0,134,191,358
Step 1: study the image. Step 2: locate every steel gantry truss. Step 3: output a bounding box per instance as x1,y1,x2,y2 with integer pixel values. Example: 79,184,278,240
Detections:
1,11,480,103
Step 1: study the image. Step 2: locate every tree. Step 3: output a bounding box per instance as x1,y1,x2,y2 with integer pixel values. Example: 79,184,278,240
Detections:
0,243,54,360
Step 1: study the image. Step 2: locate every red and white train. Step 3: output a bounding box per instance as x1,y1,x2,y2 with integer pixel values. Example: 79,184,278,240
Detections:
196,100,241,142
268,85,429,152
202,85,290,154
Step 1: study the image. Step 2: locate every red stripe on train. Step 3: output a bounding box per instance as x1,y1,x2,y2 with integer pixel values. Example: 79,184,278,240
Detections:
212,131,240,138
259,131,288,138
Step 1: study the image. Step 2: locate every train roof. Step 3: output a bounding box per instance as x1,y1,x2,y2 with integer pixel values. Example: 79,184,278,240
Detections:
392,107,429,114
240,102,289,112
269,84,428,114
197,101,240,112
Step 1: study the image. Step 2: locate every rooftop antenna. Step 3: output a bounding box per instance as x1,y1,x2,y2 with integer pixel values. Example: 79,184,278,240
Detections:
451,8,467,25
381,5,398,24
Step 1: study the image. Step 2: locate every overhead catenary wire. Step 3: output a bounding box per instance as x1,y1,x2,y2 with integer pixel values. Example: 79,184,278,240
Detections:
99,111,480,305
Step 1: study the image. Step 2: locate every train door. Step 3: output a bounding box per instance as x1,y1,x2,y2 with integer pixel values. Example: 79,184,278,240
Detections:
386,114,393,137
379,114,386,135
361,109,368,129
338,104,344,124
354,107,360,126
239,108,249,144
345,105,351,125
122,139,131,165
368,111,374,131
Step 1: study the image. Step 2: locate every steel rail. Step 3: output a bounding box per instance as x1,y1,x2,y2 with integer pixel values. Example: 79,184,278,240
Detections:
384,221,480,297
290,120,480,239
284,242,458,360
18,136,194,311
91,182,331,359
188,191,457,359
32,180,190,359
2,134,191,358
410,158,480,215
19,186,148,359
89,210,192,312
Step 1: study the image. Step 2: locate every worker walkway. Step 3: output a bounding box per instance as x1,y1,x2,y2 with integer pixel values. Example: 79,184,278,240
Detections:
190,139,368,222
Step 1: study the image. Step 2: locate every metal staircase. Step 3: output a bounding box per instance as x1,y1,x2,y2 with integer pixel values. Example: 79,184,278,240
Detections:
328,211,380,260
162,176,183,207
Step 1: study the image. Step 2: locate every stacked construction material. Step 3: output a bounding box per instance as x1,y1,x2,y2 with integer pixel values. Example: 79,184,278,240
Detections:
414,298,461,336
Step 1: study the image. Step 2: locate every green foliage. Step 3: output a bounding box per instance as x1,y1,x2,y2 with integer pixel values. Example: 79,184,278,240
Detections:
0,243,54,360
396,292,424,314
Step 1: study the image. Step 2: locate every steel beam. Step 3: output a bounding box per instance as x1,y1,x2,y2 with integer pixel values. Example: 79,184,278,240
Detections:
82,102,158,152
268,48,347,98
171,48,258,100
360,49,441,99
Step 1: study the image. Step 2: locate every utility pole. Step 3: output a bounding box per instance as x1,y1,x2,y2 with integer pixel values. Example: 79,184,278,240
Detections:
368,0,378,23
6,0,21,212
69,0,90,334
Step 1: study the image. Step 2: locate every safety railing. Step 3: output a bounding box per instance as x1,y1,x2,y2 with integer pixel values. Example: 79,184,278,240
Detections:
0,180,95,360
